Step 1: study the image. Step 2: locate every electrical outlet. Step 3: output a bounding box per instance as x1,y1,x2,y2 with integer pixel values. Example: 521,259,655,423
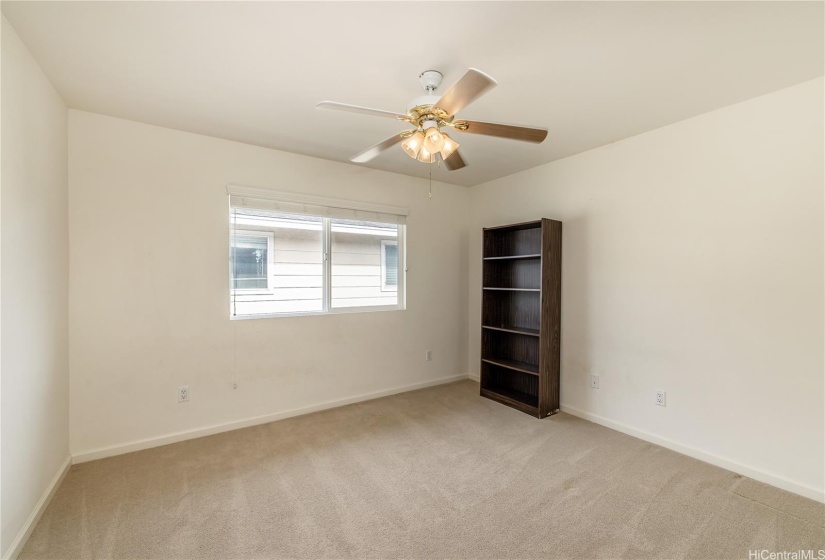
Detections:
655,390,666,407
590,375,599,389
425,350,433,362
178,386,189,403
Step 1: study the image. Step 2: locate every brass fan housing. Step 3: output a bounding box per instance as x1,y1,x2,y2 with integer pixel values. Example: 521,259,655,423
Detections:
400,105,455,132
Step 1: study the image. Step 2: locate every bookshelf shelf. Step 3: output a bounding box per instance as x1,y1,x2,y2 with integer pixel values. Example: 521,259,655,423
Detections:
481,325,541,337
481,358,539,376
482,254,541,261
482,287,540,292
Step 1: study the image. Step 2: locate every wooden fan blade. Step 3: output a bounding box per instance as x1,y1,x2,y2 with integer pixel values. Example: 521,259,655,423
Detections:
455,120,548,143
350,133,406,163
433,68,497,116
317,101,406,120
438,150,466,171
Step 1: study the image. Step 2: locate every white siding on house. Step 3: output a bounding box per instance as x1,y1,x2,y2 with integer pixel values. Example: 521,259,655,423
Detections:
231,211,399,316
331,231,397,308
232,215,324,316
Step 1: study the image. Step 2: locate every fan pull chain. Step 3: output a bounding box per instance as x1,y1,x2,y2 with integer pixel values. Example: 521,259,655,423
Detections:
429,160,432,199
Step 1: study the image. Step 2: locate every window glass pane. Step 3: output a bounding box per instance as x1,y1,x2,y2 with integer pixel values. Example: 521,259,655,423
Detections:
231,210,323,316
331,219,399,309
383,242,398,288
232,236,268,289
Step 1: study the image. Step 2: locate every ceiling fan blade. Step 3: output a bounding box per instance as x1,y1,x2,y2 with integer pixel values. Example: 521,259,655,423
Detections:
350,133,406,163
438,150,466,171
454,120,548,143
317,101,407,120
433,68,497,116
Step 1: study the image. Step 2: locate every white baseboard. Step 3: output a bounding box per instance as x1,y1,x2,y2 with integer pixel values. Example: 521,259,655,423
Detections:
468,372,480,382
560,404,824,504
3,455,72,560
73,374,470,464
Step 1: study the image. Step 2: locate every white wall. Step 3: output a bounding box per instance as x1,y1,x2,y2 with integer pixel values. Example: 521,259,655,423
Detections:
1,15,70,558
68,110,469,458
468,78,824,500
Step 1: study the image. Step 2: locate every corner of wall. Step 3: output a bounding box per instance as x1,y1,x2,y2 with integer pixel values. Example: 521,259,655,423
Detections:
1,15,71,558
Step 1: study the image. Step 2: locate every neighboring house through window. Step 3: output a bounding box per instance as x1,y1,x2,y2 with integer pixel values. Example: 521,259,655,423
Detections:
228,186,406,318
381,240,398,291
231,232,273,290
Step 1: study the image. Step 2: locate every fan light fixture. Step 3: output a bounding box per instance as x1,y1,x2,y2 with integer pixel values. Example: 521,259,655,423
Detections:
318,68,549,173
423,127,444,153
440,133,458,159
416,146,435,163
401,130,425,158
403,124,459,163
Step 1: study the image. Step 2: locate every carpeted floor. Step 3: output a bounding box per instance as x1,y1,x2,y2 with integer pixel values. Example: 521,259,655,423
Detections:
20,380,825,559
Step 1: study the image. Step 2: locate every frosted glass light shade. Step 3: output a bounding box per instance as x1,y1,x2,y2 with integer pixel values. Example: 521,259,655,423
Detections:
401,131,424,159
439,133,459,159
416,146,435,163
422,127,445,153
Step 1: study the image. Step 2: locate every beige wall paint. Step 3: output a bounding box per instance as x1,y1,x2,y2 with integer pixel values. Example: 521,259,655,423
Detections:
1,16,69,557
468,78,825,499
68,110,469,457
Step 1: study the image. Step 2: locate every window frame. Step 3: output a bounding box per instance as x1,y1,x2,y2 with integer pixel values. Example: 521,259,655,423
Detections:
230,229,275,293
230,214,405,320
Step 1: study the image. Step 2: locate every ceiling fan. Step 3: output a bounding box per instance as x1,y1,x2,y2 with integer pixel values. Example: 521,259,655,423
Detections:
317,69,548,171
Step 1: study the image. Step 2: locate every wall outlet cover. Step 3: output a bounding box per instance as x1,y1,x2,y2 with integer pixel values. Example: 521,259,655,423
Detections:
178,386,189,403
590,375,599,389
655,389,666,407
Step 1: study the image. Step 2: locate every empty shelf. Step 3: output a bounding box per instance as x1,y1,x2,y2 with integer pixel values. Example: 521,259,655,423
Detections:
483,254,541,261
482,325,540,337
482,287,540,292
480,387,539,411
481,358,539,376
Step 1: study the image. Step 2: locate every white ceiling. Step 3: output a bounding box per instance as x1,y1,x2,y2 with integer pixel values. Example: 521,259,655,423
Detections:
3,1,823,187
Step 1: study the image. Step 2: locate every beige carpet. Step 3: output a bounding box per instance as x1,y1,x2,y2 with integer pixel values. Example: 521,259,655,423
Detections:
21,380,825,559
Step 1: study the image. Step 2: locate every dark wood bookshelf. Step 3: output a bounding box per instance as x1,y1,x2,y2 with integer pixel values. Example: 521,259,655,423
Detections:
480,218,561,418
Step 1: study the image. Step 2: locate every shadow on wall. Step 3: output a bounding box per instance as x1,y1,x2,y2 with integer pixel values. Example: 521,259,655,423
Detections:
459,227,470,373
559,213,592,410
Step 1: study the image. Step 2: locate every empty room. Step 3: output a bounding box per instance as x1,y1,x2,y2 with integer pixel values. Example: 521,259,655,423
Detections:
1,1,823,559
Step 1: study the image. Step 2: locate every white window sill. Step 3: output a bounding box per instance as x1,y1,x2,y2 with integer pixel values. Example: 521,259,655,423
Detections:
229,305,405,321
